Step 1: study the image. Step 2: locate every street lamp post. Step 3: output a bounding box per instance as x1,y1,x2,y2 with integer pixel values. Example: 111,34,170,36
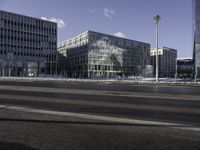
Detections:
175,58,178,83
195,66,197,83
153,15,161,84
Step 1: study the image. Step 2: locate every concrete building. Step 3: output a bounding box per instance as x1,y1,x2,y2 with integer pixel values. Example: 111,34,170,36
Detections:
58,31,152,78
0,10,57,77
193,0,200,78
150,47,177,77
177,57,193,78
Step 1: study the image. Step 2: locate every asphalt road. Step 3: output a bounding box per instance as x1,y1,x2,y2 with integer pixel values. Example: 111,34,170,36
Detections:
0,80,200,125
1,80,200,95
0,80,200,149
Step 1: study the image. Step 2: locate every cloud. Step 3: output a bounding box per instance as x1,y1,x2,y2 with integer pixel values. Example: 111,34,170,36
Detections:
41,17,66,28
114,32,126,38
104,8,115,19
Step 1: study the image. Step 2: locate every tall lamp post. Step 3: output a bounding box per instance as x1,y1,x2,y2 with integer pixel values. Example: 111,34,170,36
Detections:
153,15,161,84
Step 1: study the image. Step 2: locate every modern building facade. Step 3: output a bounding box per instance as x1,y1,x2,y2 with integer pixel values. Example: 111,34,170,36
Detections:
150,47,177,77
58,31,152,78
0,10,57,77
177,57,193,78
193,0,200,78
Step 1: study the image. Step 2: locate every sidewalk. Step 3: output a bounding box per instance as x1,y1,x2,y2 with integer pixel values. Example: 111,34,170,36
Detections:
0,77,199,86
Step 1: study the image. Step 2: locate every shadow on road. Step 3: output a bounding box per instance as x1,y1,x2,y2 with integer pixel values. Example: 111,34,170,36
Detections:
0,141,39,150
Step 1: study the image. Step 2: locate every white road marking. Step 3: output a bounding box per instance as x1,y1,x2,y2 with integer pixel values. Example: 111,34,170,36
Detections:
0,93,200,114
0,104,199,132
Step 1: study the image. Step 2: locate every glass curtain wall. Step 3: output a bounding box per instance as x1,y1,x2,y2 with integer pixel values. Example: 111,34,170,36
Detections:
193,0,200,77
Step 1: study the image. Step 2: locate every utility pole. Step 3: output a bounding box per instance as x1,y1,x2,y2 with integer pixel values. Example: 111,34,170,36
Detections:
153,15,161,84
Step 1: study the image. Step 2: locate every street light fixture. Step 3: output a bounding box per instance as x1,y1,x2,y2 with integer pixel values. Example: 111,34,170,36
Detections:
153,15,161,84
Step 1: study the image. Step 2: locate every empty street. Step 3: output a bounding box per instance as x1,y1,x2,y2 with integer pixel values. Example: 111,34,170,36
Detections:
0,79,200,149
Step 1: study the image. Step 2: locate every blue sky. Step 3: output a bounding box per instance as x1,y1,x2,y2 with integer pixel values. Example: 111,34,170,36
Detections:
0,0,192,57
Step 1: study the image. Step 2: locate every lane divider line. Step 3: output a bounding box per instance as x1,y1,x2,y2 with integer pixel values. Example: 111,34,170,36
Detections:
0,93,200,115
0,104,200,132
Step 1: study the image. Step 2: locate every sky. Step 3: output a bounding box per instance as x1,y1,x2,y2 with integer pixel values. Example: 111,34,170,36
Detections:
0,0,192,58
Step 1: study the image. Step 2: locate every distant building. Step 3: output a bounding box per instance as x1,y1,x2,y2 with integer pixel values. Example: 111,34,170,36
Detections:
0,10,57,77
58,31,152,78
150,47,177,77
177,57,193,78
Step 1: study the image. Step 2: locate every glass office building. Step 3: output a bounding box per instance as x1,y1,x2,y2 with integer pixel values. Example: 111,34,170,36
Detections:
193,0,200,77
0,10,57,77
177,57,193,78
58,31,151,78
150,47,177,78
